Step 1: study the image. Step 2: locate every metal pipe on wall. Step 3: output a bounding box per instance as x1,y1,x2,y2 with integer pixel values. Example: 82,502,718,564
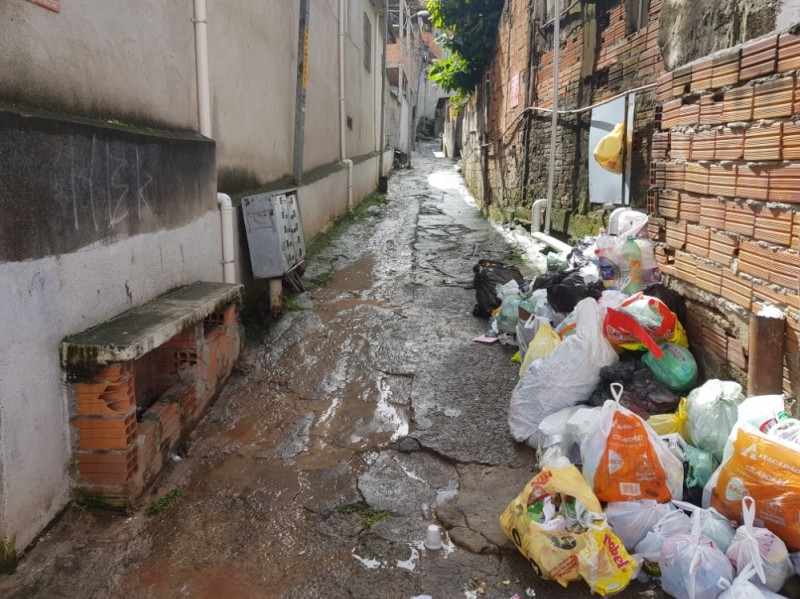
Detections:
338,0,347,162
293,0,311,185
192,0,211,137
544,0,560,235
378,0,389,189
338,0,354,209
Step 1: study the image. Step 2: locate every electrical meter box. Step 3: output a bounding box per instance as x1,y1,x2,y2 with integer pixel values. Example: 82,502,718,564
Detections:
241,189,307,279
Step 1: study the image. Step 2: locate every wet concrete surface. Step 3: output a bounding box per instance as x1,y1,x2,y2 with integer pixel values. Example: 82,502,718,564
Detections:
0,143,665,599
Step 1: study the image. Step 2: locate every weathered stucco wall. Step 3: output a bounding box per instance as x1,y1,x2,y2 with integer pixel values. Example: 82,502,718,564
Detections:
208,0,299,189
0,0,196,130
0,107,219,551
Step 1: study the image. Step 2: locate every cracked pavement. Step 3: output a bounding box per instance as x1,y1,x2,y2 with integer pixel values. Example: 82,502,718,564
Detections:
0,143,665,598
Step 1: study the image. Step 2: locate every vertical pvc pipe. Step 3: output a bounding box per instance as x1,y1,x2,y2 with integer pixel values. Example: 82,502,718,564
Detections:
217,193,235,284
544,0,560,236
193,0,211,137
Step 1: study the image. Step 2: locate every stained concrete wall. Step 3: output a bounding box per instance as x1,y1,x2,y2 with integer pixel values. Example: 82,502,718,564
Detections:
0,212,220,551
0,107,219,551
208,1,299,188
0,0,196,130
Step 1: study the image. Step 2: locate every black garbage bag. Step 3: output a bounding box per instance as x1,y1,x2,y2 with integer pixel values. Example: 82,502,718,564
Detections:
546,278,604,314
589,359,680,419
533,269,604,314
472,260,524,318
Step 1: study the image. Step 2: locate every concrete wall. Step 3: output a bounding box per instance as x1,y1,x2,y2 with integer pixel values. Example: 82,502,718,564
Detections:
0,107,218,551
0,0,393,556
0,0,196,130
208,1,299,188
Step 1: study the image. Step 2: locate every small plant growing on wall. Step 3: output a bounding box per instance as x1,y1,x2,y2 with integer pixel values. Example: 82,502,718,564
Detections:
426,0,505,109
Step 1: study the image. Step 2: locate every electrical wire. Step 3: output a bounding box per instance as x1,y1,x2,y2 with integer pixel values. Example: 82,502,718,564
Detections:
479,81,658,148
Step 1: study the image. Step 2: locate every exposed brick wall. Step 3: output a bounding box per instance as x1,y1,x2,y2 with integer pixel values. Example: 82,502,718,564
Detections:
652,31,800,400
464,0,664,224
70,301,242,506
458,0,798,398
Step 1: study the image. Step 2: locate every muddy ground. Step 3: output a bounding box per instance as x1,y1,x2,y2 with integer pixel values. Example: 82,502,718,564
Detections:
0,144,666,599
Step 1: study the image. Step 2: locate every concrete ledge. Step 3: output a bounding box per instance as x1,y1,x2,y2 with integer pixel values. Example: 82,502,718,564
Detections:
61,282,242,367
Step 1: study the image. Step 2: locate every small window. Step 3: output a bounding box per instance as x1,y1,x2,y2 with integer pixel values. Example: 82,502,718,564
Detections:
363,13,372,72
626,0,650,34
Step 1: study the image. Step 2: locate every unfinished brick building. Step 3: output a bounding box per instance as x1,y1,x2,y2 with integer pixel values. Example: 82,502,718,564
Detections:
456,0,799,401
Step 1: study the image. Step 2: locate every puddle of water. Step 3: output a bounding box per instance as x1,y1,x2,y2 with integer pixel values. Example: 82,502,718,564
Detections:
396,546,420,572
351,553,382,570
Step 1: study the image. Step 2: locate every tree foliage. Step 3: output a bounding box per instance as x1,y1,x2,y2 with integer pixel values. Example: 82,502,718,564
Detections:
426,0,504,98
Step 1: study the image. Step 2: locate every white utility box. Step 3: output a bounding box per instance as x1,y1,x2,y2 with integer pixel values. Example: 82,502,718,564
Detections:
241,189,307,279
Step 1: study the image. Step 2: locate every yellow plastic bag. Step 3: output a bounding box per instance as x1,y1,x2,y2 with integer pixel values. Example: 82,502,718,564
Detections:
499,464,636,594
648,397,690,442
519,323,561,377
578,527,639,596
593,123,625,174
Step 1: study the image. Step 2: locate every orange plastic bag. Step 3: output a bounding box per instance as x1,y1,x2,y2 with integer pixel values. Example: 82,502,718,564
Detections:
582,383,684,503
711,427,800,551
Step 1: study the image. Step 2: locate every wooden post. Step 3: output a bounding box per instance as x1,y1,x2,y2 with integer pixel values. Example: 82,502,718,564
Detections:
747,309,786,396
268,278,283,318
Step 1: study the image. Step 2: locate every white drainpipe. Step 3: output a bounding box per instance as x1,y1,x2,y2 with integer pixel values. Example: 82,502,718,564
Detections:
339,0,354,210
217,193,235,283
192,0,211,137
531,198,548,232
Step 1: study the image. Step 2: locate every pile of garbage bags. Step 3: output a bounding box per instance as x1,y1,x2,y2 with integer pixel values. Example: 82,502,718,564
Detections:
475,218,800,597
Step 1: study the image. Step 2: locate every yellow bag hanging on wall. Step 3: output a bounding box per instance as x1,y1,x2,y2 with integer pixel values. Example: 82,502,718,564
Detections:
594,123,625,174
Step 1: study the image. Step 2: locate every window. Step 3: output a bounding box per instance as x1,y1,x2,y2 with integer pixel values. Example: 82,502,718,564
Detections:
364,13,372,72
626,0,650,34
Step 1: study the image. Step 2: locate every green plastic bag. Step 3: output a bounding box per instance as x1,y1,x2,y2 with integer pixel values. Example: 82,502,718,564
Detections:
641,342,697,392
684,445,715,489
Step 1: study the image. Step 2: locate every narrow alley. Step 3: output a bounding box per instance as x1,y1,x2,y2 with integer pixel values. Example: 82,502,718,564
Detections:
0,144,637,599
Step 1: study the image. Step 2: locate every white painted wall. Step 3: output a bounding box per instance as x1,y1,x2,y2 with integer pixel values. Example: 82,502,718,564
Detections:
0,212,221,550
0,0,196,130
207,0,299,184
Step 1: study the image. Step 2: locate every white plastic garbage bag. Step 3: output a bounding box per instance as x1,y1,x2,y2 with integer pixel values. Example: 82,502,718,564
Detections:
508,298,617,442
606,500,675,551
672,501,737,553
533,406,584,467
635,509,692,562
717,563,786,599
686,380,745,462
563,406,601,465
726,497,793,592
659,516,734,599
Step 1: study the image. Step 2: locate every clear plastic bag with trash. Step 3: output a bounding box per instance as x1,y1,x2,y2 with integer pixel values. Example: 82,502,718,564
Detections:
717,563,786,599
581,382,684,503
671,501,737,553
726,497,793,592
509,299,617,442
686,380,745,462
658,514,734,599
635,508,693,563
606,500,676,551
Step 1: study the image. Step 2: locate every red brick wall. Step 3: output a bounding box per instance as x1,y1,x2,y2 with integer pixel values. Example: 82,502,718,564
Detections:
459,0,799,399
651,31,800,399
